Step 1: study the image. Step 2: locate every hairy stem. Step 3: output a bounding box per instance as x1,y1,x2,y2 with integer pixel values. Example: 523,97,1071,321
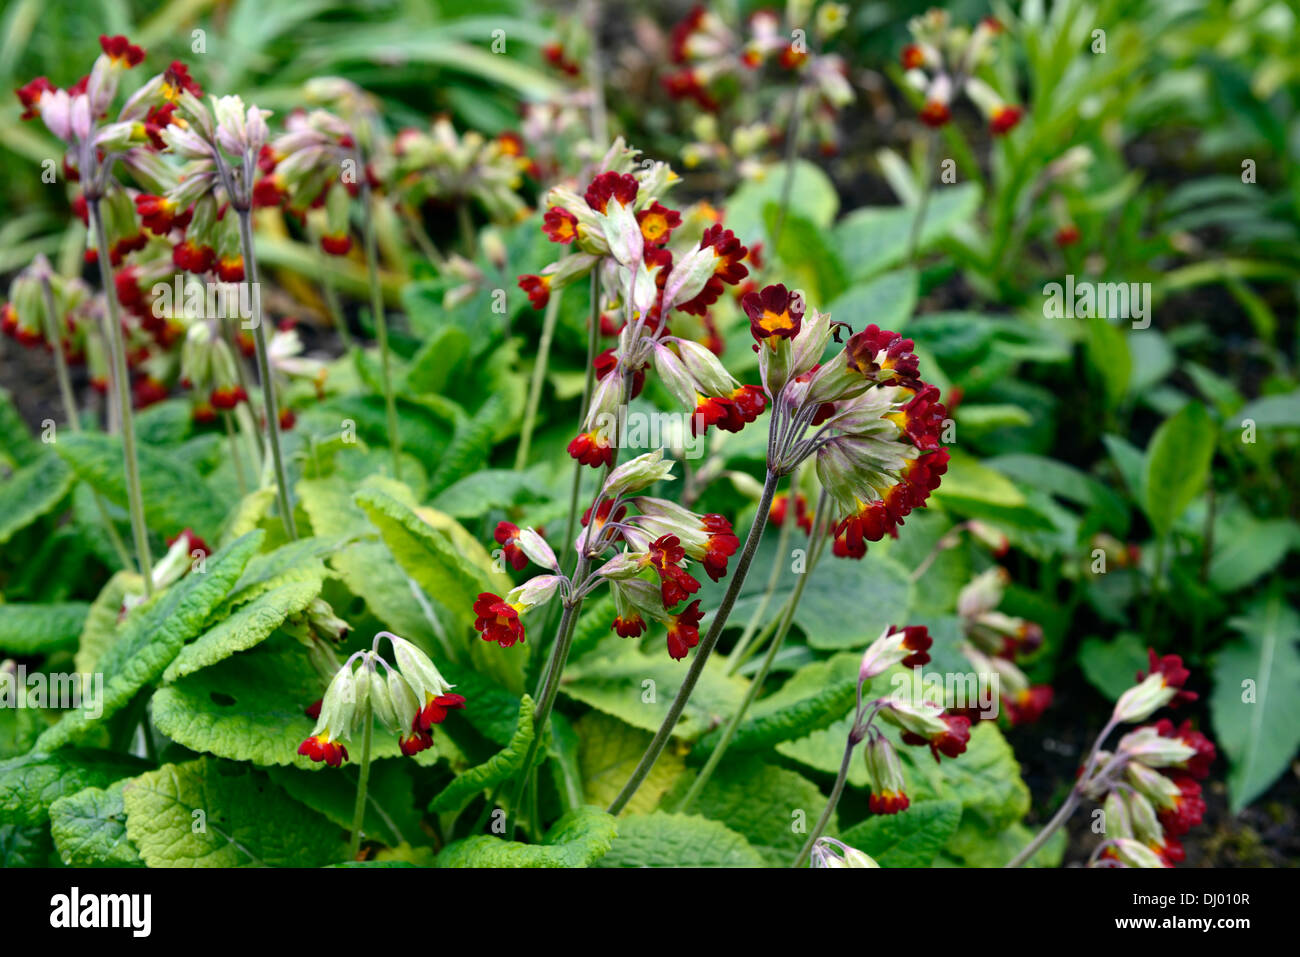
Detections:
515,289,562,471
88,198,154,592
360,181,402,480
608,469,780,815
235,208,297,540
348,701,374,859
792,732,854,867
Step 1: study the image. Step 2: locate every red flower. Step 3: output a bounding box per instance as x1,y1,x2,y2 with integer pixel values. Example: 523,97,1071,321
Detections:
473,593,526,647
637,202,682,246
594,347,645,398
135,193,185,234
298,734,348,767
518,273,551,310
888,383,948,450
919,100,950,128
845,324,920,386
567,429,614,468
1154,718,1216,779
779,45,808,70
990,104,1023,135
666,600,704,660
100,34,145,67
495,520,529,571
700,514,739,582
691,384,767,436
304,699,322,720
902,714,971,763
210,385,248,410
278,408,296,431
1055,224,1080,247
320,233,352,256
1004,685,1053,726
216,254,245,283
900,44,926,70
1157,774,1206,837
612,614,646,638
1138,650,1197,708
166,527,210,559
662,68,719,111
769,492,813,535
173,239,215,274
869,789,910,815
133,377,168,408
894,624,933,668
162,60,202,100
584,171,639,213
400,727,434,756
253,176,285,208
417,692,467,732
141,103,178,149
675,225,749,316
742,283,803,349
15,77,53,120
645,534,701,608
543,206,579,243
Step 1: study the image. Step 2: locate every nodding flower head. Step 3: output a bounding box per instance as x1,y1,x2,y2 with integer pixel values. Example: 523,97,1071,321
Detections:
880,697,971,763
472,592,527,647
666,599,704,660
495,521,530,571
642,534,701,608
662,224,749,316
1113,649,1197,723
382,632,467,735
809,837,879,868
298,661,359,767
864,735,910,815
567,428,614,469
859,624,933,682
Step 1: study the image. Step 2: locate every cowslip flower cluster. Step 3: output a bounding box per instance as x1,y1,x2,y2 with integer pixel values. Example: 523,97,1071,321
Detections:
391,117,532,226
664,3,854,161
834,622,970,816
522,145,768,469
742,283,950,558
472,450,742,661
298,632,466,766
900,10,1023,135
809,837,879,868
954,566,1052,726
1080,652,1215,868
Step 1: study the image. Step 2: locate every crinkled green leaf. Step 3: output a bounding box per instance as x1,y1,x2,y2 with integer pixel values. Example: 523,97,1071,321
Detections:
697,653,859,754
436,805,616,868
54,432,230,543
941,815,1065,868
839,799,961,868
667,756,829,866
427,378,525,496
153,638,423,768
599,811,764,867
0,823,52,866
0,452,73,546
36,532,263,751
896,722,1030,828
0,601,89,656
74,570,141,675
578,712,684,815
0,388,41,467
562,643,747,741
430,695,535,813
269,760,423,849
123,758,345,867
164,579,322,683
49,779,143,867
0,748,149,827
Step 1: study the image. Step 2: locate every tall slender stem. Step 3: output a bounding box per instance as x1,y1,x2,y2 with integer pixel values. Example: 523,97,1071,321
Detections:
39,273,133,571
235,208,297,540
608,469,780,814
510,569,587,835
680,492,829,810
905,129,939,263
515,289,562,470
360,181,402,480
88,198,154,593
792,734,853,867
348,701,374,859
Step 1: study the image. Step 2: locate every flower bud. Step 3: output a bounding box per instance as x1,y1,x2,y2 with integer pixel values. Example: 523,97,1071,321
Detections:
859,624,933,681
307,597,349,642
603,449,676,499
864,735,909,814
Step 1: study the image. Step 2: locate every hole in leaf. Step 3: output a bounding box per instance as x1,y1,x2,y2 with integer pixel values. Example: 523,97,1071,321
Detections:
209,691,237,706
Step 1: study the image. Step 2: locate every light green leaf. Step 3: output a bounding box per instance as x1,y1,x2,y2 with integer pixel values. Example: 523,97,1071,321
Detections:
577,712,685,815
1211,591,1300,812
268,761,423,850
1142,402,1215,538
839,799,961,868
834,184,981,280
122,758,345,867
941,815,1066,867
429,696,535,813
0,602,89,656
35,532,263,751
0,748,150,827
48,780,143,867
75,570,142,675
796,554,913,649
598,811,763,867
562,644,747,741
54,432,230,543
164,579,322,683
0,453,73,545
727,160,839,246
1078,632,1149,701
436,805,616,868
1085,315,1132,408
897,722,1030,828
